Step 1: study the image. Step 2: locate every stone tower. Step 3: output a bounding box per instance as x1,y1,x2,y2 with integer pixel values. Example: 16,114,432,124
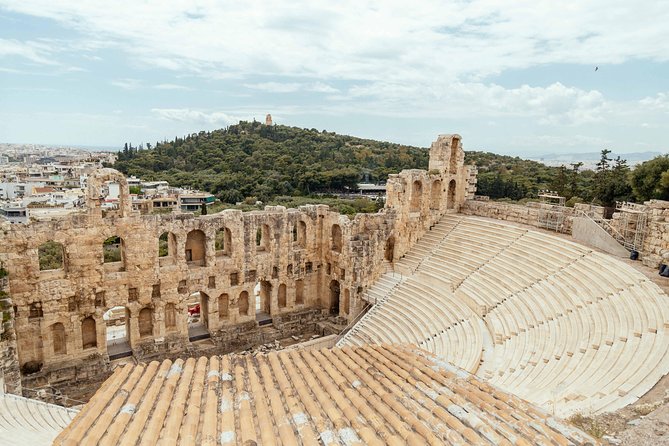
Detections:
265,114,273,126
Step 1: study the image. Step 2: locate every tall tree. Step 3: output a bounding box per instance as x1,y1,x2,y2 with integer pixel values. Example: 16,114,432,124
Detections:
630,155,669,202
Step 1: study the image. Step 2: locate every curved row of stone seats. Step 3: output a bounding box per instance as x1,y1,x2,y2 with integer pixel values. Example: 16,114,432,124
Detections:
361,273,403,304
340,271,484,372
0,392,79,445
414,219,527,288
342,214,669,416
471,247,669,416
396,216,463,272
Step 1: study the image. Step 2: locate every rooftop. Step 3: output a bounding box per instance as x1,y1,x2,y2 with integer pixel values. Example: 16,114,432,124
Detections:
54,343,597,445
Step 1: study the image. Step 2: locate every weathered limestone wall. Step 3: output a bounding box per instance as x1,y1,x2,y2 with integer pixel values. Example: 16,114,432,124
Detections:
461,200,576,233
0,133,473,392
0,269,21,394
620,200,669,268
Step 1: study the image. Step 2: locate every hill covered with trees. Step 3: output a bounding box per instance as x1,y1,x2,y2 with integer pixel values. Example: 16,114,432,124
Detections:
113,121,428,204
112,121,665,208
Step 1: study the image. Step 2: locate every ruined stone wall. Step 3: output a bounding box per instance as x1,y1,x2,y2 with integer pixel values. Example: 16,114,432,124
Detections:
0,133,471,390
0,266,21,394
461,200,575,233
615,200,669,268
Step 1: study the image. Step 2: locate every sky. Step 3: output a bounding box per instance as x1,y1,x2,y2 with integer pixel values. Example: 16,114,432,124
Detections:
0,1,668,156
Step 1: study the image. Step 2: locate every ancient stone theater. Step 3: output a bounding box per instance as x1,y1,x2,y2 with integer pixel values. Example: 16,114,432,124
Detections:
1,134,668,445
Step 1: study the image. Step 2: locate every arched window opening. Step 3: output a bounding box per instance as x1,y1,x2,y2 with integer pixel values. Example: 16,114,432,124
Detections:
297,221,307,248
219,294,229,320
331,224,343,253
278,284,287,309
187,291,210,341
410,180,422,212
449,137,460,174
82,316,97,349
215,227,232,256
384,237,395,262
185,230,206,266
52,323,66,355
343,289,350,315
165,303,176,331
295,280,304,305
158,232,176,257
238,291,250,316
256,280,272,314
329,280,340,315
104,306,130,357
138,308,153,338
38,241,64,271
430,179,442,210
103,236,125,271
447,180,457,210
256,224,270,251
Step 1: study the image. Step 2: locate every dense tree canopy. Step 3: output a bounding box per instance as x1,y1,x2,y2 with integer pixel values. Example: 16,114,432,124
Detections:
112,122,664,208
630,155,669,202
113,121,429,203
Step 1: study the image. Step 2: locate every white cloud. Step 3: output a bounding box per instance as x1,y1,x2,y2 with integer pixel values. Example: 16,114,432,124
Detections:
151,108,245,126
1,1,668,152
244,81,339,93
111,78,141,90
244,82,301,93
2,1,667,83
639,92,669,111
153,83,191,90
0,38,56,65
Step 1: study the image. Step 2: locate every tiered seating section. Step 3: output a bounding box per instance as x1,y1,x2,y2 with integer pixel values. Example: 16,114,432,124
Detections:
339,215,669,416
0,392,78,445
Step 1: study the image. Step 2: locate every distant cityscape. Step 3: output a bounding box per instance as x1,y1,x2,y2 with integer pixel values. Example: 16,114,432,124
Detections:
0,144,215,224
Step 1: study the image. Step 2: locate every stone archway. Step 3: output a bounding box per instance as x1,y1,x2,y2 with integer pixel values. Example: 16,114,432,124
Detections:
410,180,422,212
384,236,395,262
103,306,131,359
430,179,442,210
329,280,341,315
185,230,206,266
447,180,456,210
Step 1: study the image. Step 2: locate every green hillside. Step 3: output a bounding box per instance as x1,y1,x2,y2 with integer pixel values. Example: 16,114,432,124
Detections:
113,121,428,204
114,121,661,208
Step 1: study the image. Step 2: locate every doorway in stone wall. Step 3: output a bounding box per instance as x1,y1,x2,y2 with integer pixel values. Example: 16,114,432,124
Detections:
329,280,341,315
187,291,210,341
103,306,132,360
254,280,273,326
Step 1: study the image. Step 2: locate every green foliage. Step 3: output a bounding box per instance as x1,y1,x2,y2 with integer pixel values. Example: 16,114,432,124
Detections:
113,122,664,207
38,241,64,271
113,121,428,203
158,233,169,257
129,185,142,195
630,155,669,201
215,229,226,251
103,236,122,263
592,150,633,207
467,151,553,200
0,267,7,279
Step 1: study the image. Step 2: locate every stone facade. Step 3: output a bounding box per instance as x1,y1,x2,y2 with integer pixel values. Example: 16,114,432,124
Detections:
0,134,475,396
0,272,21,394
463,198,669,269
461,199,576,233
609,200,669,268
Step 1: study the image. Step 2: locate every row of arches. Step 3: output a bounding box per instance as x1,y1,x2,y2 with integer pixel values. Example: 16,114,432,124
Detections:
36,220,313,273
40,276,350,364
410,179,456,212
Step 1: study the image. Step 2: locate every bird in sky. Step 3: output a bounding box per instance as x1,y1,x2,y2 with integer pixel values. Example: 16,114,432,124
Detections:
595,66,599,71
